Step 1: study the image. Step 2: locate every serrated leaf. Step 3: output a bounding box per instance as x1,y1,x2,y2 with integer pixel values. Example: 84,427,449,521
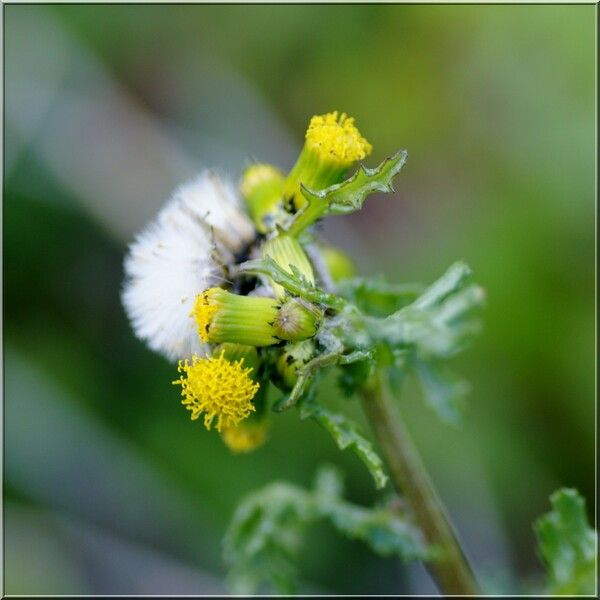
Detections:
237,256,347,310
355,263,485,359
223,465,427,594
300,401,388,489
534,488,597,595
287,150,408,236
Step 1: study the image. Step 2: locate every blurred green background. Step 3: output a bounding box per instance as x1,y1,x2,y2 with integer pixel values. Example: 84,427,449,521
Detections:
4,4,595,595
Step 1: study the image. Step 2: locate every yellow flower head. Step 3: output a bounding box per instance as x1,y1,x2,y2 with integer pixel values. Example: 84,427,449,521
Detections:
173,352,260,431
305,111,372,165
221,420,269,454
283,111,373,210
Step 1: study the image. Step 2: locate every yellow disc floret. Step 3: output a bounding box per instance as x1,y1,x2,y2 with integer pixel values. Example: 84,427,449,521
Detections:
221,420,269,453
173,352,259,431
305,111,372,164
192,289,219,343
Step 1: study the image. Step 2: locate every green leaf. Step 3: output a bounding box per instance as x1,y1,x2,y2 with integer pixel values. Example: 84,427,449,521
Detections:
300,400,388,489
223,466,428,594
411,261,473,310
412,360,470,425
337,276,425,316
337,358,374,398
361,264,485,360
237,256,347,310
223,482,310,594
287,150,408,236
534,488,597,595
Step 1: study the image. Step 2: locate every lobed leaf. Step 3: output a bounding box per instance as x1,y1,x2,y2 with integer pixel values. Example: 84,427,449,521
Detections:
287,150,408,236
300,400,388,489
534,488,597,596
223,466,428,594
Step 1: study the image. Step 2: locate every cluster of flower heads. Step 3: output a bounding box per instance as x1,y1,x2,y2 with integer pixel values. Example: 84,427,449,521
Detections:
122,111,371,453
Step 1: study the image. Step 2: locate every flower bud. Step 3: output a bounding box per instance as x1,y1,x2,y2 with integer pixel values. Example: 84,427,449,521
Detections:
274,340,316,390
318,243,357,282
220,419,269,454
283,111,372,211
262,234,315,300
273,297,322,342
240,163,285,233
193,288,280,346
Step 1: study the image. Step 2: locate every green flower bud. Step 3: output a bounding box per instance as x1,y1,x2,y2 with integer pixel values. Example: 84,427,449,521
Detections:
319,243,357,282
240,163,286,233
274,340,315,390
193,288,280,346
262,234,315,300
283,111,372,211
273,298,322,342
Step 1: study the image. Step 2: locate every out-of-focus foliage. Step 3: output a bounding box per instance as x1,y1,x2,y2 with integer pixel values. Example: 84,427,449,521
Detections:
223,465,428,594
4,4,595,595
534,488,597,596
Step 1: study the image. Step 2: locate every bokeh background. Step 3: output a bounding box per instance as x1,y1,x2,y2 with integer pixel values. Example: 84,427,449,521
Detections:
4,4,595,595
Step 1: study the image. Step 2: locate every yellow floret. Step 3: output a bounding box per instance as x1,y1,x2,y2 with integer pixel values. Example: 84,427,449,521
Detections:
173,352,259,431
305,111,372,164
221,420,269,453
192,289,220,343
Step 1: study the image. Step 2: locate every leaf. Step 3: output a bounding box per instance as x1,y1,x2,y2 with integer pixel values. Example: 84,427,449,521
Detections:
534,488,597,595
337,276,425,316
337,359,374,398
300,400,388,489
223,483,310,594
411,261,473,310
223,465,428,594
287,150,408,235
237,256,347,310
362,265,485,360
412,360,470,425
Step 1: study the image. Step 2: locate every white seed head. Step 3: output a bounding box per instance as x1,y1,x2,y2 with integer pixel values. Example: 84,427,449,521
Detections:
122,171,256,361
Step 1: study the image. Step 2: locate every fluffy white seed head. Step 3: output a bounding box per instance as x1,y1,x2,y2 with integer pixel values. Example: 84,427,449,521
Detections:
122,171,256,361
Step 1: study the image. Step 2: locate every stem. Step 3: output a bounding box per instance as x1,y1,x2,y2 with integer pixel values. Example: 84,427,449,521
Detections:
360,371,480,596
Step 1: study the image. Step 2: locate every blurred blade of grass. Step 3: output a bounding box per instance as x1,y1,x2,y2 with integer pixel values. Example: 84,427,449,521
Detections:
4,503,225,595
4,347,222,571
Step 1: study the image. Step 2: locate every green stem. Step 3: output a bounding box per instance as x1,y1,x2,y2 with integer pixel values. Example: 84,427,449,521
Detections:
360,371,480,596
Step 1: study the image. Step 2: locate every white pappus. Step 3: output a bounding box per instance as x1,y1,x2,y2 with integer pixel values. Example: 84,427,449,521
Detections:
121,170,256,361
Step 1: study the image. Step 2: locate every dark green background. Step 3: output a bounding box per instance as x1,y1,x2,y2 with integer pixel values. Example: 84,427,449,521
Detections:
4,4,595,595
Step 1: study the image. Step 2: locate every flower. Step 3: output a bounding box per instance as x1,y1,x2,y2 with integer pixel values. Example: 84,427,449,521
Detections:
193,287,321,346
192,287,281,346
173,352,260,431
220,420,269,453
283,111,372,209
305,111,372,164
121,171,256,361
